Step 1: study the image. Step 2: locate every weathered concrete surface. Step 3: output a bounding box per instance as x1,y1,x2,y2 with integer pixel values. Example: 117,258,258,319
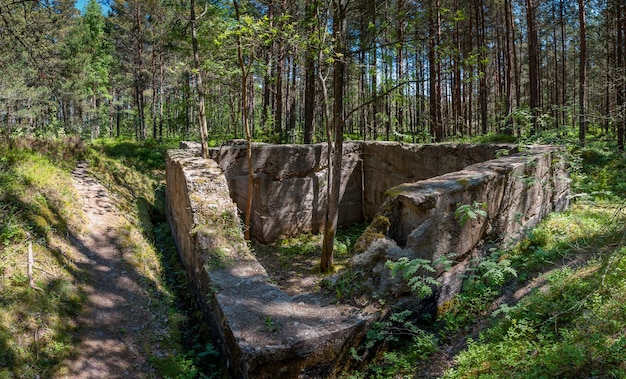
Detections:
187,141,517,243
167,142,569,377
361,143,518,218
205,142,363,242
166,149,372,379
350,145,570,307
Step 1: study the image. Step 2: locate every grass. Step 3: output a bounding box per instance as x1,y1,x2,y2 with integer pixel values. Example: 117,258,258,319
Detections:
436,202,626,379
252,222,368,296
0,141,85,378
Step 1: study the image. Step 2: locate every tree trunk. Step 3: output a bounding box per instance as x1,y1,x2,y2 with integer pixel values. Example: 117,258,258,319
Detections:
320,0,346,273
478,0,488,135
578,0,586,145
191,0,209,158
526,0,540,134
303,0,316,144
503,0,513,134
560,0,567,129
134,1,146,140
617,0,624,150
275,44,284,140
428,0,442,142
159,52,164,140
151,48,158,140
233,0,254,240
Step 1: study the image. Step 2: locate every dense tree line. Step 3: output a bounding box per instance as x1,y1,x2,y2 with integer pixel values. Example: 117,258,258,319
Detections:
1,0,625,148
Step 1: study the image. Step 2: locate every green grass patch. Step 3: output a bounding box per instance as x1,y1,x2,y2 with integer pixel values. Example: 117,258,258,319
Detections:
0,141,85,378
0,137,222,378
252,222,368,273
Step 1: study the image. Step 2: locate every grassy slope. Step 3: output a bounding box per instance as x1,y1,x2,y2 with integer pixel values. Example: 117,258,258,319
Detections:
0,138,219,379
438,138,626,378
0,139,86,378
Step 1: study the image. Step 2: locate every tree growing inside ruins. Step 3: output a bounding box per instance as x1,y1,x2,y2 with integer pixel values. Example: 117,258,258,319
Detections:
320,0,348,273
232,0,254,239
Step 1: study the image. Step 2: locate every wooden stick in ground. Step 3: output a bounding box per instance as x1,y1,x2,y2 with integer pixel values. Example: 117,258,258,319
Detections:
28,242,43,292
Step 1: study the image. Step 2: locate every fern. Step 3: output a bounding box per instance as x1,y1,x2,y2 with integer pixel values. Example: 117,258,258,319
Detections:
455,201,488,227
385,256,450,299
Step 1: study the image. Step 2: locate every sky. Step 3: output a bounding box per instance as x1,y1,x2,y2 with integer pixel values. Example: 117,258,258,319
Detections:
74,0,111,15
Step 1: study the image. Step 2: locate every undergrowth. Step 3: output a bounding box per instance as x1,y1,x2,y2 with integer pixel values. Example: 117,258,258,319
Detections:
0,137,221,378
346,131,626,378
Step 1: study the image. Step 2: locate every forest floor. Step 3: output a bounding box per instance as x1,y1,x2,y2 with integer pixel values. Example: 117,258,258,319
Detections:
54,161,161,378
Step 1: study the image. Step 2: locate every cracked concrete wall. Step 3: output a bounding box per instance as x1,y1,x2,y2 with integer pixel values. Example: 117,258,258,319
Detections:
361,142,519,218
350,145,570,307
200,141,517,243
206,142,363,242
166,149,371,379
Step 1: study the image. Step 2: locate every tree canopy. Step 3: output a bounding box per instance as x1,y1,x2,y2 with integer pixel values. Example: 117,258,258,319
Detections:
0,0,623,148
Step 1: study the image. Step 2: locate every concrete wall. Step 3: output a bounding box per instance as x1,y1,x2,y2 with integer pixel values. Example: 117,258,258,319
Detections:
206,142,363,242
361,143,518,218
350,145,570,306
166,149,371,379
201,141,517,242
166,142,569,377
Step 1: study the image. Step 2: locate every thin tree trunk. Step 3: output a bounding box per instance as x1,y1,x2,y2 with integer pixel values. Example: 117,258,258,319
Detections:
578,0,587,145
560,0,567,128
233,0,254,239
151,48,158,140
191,0,209,158
428,0,442,141
504,0,513,134
617,0,624,150
526,0,540,134
303,0,316,144
159,52,164,140
320,0,347,273
134,1,146,140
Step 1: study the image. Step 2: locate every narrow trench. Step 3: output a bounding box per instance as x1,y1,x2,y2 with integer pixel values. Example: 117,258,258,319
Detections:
150,188,224,376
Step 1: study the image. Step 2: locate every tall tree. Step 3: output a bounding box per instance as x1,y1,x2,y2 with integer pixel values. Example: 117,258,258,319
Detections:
80,0,111,139
320,0,348,273
578,0,587,145
303,0,317,144
190,0,210,158
525,0,540,133
428,0,442,141
616,0,625,151
233,0,254,239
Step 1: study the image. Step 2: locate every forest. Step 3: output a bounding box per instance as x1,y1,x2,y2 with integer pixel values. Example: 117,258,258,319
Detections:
0,0,624,148
1,0,626,378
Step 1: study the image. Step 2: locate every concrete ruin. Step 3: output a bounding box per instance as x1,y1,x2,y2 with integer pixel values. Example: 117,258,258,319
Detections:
165,141,569,378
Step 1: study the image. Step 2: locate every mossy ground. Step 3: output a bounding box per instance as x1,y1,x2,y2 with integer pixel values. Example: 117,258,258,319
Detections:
0,140,86,378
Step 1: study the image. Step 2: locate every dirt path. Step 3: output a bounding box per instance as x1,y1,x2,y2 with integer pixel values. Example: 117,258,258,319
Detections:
55,162,156,378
